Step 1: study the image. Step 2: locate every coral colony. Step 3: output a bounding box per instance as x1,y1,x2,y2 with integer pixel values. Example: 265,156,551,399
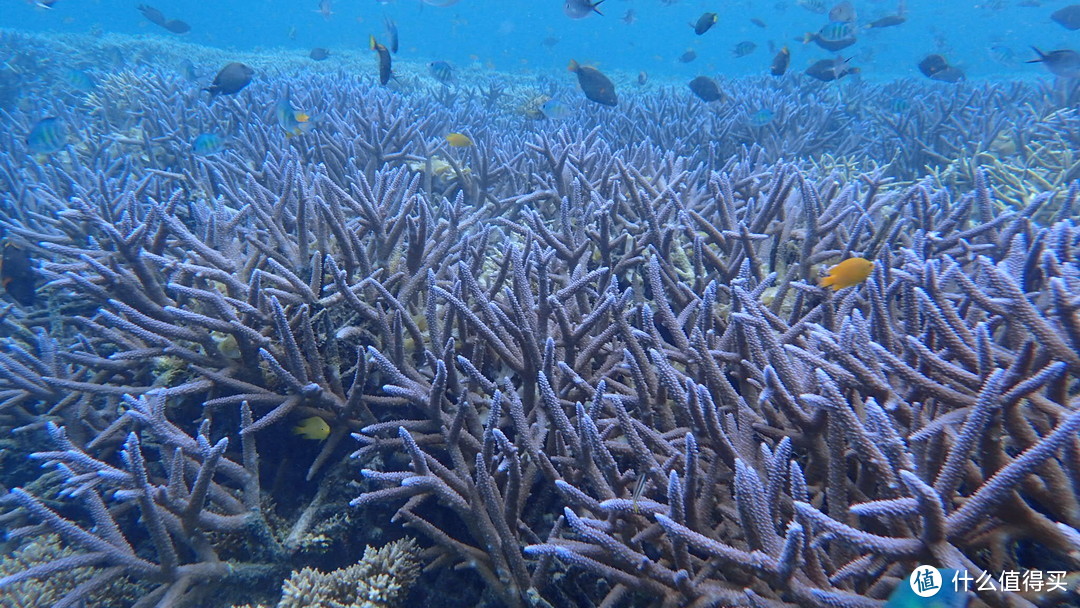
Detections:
1,29,1080,608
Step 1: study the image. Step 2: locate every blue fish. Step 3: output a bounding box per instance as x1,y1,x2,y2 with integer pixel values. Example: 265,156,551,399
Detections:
541,98,571,120
275,89,313,138
429,60,454,83
193,133,226,155
885,569,969,608
26,117,67,158
749,108,774,127
62,68,95,92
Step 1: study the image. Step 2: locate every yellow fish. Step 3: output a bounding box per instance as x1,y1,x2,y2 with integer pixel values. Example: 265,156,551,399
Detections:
292,416,331,440
818,257,874,291
445,132,473,147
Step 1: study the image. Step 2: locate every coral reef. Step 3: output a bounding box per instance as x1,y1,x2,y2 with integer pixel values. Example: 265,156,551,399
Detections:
0,29,1078,608
276,538,421,608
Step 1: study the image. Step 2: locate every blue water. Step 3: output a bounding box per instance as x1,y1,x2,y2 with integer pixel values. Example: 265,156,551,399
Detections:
3,0,1076,80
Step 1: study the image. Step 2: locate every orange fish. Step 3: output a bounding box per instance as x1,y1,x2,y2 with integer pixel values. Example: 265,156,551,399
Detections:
818,257,873,291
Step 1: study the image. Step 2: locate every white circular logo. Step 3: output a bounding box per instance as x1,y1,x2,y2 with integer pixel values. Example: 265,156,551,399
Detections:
910,565,943,598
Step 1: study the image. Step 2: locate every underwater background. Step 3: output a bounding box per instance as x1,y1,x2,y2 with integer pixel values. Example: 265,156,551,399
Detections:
2,1,1080,608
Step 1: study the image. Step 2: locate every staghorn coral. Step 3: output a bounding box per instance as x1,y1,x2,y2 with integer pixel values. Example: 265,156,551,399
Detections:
1,28,1079,608
276,538,421,608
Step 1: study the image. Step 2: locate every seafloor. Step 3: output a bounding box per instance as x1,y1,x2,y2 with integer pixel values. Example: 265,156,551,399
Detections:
0,29,1079,608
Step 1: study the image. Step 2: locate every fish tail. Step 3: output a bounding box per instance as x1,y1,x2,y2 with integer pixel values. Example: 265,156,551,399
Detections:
567,59,579,72
1026,46,1046,63
817,275,838,290
591,0,603,15
369,34,377,50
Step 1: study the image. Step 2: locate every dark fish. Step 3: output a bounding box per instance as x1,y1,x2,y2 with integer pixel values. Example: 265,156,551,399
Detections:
688,76,722,102
1051,5,1080,30
385,17,399,53
678,49,698,63
805,56,858,81
621,9,636,24
867,15,906,28
750,18,767,28
429,60,454,83
163,19,190,34
205,62,253,96
1,243,35,307
568,59,617,106
541,36,560,48
733,41,756,57
693,12,718,35
637,70,648,85
137,3,167,26
310,47,330,60
771,46,790,75
370,35,392,85
1027,47,1080,78
918,54,965,82
35,0,59,8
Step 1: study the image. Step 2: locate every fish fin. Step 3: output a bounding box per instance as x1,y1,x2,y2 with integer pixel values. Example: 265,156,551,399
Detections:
591,0,603,15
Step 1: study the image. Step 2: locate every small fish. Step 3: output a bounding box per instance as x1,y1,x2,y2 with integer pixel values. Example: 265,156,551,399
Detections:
819,257,874,291
688,76,722,102
621,9,636,25
630,471,648,513
748,108,774,126
288,26,297,40
193,132,226,155
293,416,331,440
1027,47,1080,78
62,68,95,92
733,41,757,57
26,117,67,158
385,17,399,53
918,54,965,82
1051,5,1080,30
866,14,906,29
883,569,967,608
180,60,199,81
805,21,857,52
445,133,472,147
429,60,454,83
316,0,333,21
678,49,698,63
540,98,571,120
35,0,59,9
637,70,648,85
797,0,827,14
692,12,718,35
276,89,313,138
750,18,767,28
1,243,35,307
541,36,560,48
370,35,392,85
828,0,857,23
564,0,603,19
988,44,1017,66
309,47,330,61
205,62,253,96
805,56,859,81
568,59,617,106
771,46,790,75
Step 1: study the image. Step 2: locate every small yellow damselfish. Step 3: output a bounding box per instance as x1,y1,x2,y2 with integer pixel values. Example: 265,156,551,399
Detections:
818,257,874,291
445,132,473,147
292,416,331,440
